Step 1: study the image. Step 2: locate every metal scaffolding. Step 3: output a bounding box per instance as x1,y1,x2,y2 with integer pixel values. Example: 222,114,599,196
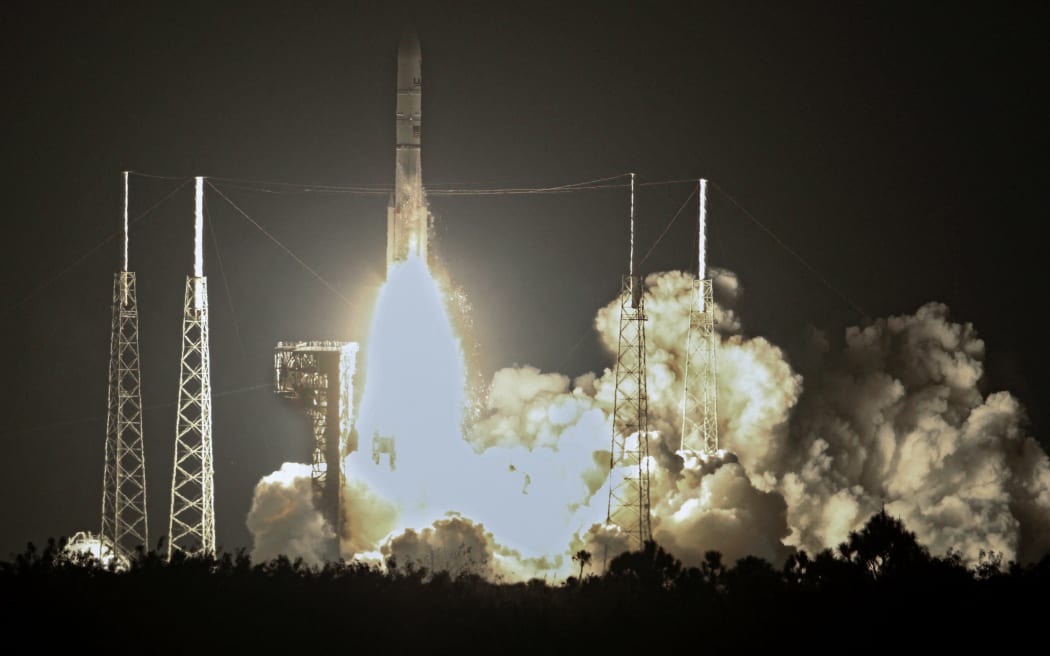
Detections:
273,340,358,556
680,179,719,458
680,279,718,456
100,273,149,555
168,177,215,558
606,173,652,550
101,172,148,557
606,274,652,549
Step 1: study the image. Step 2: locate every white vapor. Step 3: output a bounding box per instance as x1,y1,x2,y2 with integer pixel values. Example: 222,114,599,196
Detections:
245,463,335,566
248,263,1050,576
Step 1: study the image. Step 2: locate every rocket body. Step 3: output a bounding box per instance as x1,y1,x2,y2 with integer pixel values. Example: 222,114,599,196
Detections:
387,30,428,274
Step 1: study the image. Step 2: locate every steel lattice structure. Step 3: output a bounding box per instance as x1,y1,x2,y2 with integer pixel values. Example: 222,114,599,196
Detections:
680,279,719,456
100,270,149,556
273,341,358,557
168,275,214,558
605,274,652,550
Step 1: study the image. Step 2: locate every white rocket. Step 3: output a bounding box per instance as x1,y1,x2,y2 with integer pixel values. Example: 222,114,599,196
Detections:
387,29,429,274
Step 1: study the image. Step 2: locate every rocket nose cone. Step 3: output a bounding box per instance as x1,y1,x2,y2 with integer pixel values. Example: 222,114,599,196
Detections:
398,28,420,59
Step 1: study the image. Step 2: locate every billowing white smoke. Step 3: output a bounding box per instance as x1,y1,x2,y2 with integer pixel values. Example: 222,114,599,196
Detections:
382,514,494,578
248,260,1050,574
736,302,1050,563
245,463,335,565
335,255,610,577
578,268,795,567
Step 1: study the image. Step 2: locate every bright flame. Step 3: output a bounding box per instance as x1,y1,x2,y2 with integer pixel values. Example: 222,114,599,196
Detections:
352,254,468,530
344,255,609,574
243,256,1050,578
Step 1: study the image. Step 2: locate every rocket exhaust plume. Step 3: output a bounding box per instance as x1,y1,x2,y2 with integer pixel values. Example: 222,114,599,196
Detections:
251,265,1050,577
246,34,1050,579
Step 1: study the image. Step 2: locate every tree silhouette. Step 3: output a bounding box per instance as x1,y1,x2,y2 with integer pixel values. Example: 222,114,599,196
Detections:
572,549,592,579
2,519,1047,653
837,508,930,580
608,540,682,589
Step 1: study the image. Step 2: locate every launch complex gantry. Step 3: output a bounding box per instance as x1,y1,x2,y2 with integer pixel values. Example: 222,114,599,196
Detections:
274,341,358,558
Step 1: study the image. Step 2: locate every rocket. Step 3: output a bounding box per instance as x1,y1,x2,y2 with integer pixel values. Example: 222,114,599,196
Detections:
387,29,429,274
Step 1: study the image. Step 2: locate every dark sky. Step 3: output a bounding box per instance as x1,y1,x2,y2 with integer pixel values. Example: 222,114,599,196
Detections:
2,1,1047,557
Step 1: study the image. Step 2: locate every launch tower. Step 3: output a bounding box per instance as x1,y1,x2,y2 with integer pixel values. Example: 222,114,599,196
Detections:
680,180,719,459
100,171,149,557
606,173,652,550
168,177,215,558
273,341,358,556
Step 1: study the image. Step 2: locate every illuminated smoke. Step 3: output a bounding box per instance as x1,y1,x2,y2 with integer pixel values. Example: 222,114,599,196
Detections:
338,263,794,574
583,269,796,566
245,463,335,565
249,257,1050,575
740,303,1050,563
382,514,493,579
340,254,609,575
605,274,1050,566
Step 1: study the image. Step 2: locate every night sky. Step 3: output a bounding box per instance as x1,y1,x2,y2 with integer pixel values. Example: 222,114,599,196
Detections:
2,1,1047,558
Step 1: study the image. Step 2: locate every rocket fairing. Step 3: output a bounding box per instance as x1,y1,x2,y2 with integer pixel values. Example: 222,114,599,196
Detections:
387,29,429,274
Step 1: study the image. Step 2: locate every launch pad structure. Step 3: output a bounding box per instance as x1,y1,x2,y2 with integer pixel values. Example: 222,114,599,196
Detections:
273,341,358,557
168,177,216,559
90,32,720,570
606,173,653,551
679,179,719,459
100,171,149,557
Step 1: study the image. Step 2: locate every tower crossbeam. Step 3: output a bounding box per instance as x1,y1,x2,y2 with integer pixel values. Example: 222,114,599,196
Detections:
101,270,149,556
168,276,214,558
680,279,718,458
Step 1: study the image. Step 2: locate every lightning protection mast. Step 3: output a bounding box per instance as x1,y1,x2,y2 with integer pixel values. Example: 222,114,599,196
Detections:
101,171,149,557
679,179,719,460
168,176,215,559
605,172,652,554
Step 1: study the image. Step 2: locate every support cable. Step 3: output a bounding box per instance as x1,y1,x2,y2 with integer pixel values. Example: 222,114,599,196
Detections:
710,181,868,319
135,171,631,196
7,179,191,314
637,184,699,268
0,383,272,438
203,193,247,359
206,181,352,306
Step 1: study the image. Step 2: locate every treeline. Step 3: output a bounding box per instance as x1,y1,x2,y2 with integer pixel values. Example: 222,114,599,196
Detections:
2,511,1046,652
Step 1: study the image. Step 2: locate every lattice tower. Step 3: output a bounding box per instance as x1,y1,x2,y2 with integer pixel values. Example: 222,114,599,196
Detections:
100,172,149,555
273,341,358,553
680,179,719,457
101,272,149,554
605,173,652,550
606,275,652,549
680,279,718,455
168,177,215,558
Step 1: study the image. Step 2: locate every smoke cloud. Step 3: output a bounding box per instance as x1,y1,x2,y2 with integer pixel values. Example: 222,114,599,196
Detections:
743,303,1050,562
383,514,494,578
249,262,1050,577
246,463,335,565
